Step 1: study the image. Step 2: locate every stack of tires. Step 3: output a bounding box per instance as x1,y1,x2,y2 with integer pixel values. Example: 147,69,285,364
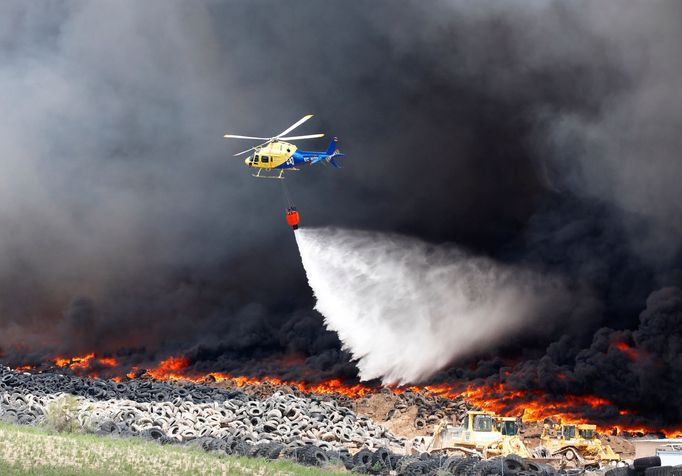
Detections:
387,390,473,431
334,452,560,476
463,455,557,476
606,457,682,476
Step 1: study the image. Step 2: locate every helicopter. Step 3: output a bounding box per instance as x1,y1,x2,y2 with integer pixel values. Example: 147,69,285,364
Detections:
224,115,345,179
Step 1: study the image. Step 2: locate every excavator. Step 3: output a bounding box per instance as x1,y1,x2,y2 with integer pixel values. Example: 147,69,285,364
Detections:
537,420,620,468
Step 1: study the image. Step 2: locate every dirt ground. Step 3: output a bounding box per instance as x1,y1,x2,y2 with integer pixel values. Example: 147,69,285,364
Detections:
353,394,423,438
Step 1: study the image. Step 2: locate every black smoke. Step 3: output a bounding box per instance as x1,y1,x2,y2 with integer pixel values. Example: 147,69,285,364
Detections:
0,1,680,428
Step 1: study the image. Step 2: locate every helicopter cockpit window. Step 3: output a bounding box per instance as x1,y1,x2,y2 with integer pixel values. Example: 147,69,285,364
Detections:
261,156,269,163
473,415,493,432
253,155,260,163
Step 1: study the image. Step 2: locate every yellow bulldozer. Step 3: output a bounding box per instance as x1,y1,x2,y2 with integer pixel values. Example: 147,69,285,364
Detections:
538,420,620,468
408,410,532,459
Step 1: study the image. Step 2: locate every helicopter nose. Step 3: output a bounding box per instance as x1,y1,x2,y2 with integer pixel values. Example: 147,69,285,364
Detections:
245,157,251,166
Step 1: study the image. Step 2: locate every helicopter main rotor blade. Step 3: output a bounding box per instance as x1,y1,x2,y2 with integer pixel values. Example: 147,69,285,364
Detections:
232,138,273,156
233,147,257,156
276,114,313,138
278,133,325,141
223,134,271,140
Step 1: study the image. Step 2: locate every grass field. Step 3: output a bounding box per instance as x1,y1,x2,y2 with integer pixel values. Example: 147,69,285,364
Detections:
0,421,347,476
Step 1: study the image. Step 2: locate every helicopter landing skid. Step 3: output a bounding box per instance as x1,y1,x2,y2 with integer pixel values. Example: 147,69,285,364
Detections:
251,168,299,179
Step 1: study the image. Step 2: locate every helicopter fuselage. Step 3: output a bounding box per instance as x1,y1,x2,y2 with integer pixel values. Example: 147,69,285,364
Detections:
244,140,338,170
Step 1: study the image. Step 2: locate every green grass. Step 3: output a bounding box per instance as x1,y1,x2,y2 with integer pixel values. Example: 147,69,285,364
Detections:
0,421,347,476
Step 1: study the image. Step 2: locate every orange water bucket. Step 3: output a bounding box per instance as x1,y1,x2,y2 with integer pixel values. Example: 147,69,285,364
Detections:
286,208,300,230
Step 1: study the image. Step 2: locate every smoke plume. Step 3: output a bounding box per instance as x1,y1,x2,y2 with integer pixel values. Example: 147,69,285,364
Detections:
295,227,570,384
0,0,680,428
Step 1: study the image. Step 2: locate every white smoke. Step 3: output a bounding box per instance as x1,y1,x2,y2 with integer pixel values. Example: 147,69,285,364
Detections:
295,227,570,385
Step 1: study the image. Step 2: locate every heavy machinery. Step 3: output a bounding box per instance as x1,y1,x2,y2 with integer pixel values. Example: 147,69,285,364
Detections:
409,410,533,458
538,420,620,468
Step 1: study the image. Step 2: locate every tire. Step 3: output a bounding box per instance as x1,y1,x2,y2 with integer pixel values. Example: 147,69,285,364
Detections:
296,445,328,467
224,438,240,455
404,461,430,475
141,428,165,441
474,459,503,476
372,447,391,467
197,437,216,452
607,467,637,476
209,439,227,452
158,436,176,445
251,443,271,458
354,448,373,467
265,442,284,460
503,455,527,474
233,441,252,456
645,467,674,476
398,456,421,473
351,463,371,474
455,457,480,476
341,454,354,470
635,457,662,471
96,420,120,436
388,454,403,471
280,446,298,460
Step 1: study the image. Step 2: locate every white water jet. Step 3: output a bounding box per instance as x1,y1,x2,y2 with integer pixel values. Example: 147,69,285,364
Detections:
295,227,568,385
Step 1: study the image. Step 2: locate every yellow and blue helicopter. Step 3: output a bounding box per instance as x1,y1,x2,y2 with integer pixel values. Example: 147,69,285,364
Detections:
224,115,344,179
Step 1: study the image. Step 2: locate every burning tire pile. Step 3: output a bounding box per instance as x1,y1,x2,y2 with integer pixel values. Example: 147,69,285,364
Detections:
0,365,569,475
380,389,473,432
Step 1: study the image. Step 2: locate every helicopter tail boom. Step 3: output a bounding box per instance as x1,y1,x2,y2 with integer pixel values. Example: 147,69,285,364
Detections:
325,137,339,155
324,137,344,168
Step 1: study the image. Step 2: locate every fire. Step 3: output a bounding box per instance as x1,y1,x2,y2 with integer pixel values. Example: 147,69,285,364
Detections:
612,340,639,360
47,353,119,378
13,365,35,373
145,356,191,380
456,381,682,437
8,351,682,437
460,381,613,423
140,359,375,398
54,353,95,369
98,357,118,367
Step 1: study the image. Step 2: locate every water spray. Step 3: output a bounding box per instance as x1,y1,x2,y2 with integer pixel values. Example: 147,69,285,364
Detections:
294,227,569,385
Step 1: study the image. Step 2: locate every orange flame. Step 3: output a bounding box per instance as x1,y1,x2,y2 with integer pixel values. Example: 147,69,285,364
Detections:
98,357,119,367
139,358,375,398
612,340,639,361
13,365,36,372
50,353,120,377
144,356,191,380
54,353,95,369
